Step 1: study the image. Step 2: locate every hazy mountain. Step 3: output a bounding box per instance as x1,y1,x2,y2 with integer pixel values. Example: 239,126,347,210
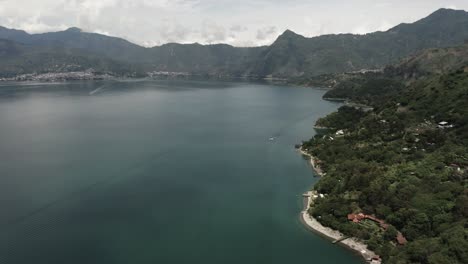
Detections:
0,27,150,63
257,8,468,77
0,8,467,78
321,43,468,104
385,43,468,79
148,43,265,76
0,39,144,78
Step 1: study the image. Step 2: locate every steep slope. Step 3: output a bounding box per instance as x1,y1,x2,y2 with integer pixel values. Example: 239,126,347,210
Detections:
322,44,468,103
251,30,376,77
386,44,468,79
0,26,31,43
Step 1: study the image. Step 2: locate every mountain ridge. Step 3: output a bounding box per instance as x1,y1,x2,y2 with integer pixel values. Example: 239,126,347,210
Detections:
0,8,468,78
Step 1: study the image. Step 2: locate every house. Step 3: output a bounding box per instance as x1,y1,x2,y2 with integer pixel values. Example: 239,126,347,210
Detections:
439,121,449,126
335,130,345,136
348,213,408,245
438,121,454,129
347,213,366,223
370,256,382,264
449,164,462,172
347,214,356,221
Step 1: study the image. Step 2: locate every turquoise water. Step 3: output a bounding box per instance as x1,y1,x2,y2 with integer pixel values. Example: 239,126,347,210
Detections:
0,80,361,264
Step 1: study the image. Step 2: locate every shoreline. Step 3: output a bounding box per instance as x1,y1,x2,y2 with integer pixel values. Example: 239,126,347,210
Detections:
298,149,379,263
298,148,325,177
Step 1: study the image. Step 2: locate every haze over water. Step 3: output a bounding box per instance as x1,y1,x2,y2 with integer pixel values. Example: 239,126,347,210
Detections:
0,80,361,264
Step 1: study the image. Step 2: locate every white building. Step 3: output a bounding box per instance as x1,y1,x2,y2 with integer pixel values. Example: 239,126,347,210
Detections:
335,130,345,136
438,121,454,129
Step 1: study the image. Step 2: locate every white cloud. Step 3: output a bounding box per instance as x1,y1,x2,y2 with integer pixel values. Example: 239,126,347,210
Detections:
0,0,467,46
230,25,248,32
256,26,277,41
201,20,227,44
377,21,394,32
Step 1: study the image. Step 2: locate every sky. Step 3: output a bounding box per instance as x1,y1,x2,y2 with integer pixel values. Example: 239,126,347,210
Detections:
0,0,467,47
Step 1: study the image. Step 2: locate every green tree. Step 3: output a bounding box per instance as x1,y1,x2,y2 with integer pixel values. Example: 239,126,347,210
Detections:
384,226,398,241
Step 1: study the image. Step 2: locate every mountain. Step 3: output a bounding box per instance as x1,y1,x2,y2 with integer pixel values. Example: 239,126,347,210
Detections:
0,8,467,78
255,8,468,77
0,27,150,63
0,39,144,78
385,44,468,79
320,43,468,104
148,43,265,76
0,26,266,77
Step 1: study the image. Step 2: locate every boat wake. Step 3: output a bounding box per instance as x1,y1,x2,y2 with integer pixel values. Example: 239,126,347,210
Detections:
89,85,107,95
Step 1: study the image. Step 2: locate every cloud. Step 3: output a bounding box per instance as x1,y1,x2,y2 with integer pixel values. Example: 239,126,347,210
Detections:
256,26,277,40
158,21,193,44
376,21,394,32
0,0,467,46
445,5,458,10
230,25,248,32
201,20,227,44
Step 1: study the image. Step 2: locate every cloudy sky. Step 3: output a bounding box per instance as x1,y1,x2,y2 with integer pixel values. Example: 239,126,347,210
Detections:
0,0,467,47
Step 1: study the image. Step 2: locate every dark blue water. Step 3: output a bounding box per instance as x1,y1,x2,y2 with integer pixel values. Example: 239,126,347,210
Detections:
0,80,361,264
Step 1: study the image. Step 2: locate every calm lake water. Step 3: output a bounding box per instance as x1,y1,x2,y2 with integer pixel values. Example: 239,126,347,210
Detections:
0,80,362,264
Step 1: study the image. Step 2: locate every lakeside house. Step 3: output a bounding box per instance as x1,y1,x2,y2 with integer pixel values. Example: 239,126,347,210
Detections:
370,256,382,264
438,121,454,129
347,213,387,228
347,213,407,245
448,163,463,172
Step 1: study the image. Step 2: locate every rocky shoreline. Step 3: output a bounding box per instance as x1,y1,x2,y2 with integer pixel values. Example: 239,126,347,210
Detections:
298,148,325,177
298,149,380,264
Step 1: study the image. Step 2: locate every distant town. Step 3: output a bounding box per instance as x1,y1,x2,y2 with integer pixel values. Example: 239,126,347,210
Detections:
0,71,114,82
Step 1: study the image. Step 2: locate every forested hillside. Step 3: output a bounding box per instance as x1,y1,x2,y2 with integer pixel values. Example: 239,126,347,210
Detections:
301,44,468,263
320,43,468,105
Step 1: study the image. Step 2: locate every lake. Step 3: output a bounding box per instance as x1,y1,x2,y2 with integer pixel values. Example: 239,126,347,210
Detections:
0,80,362,264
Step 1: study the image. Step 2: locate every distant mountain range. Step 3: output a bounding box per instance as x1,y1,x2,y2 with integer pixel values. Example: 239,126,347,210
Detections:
0,8,468,78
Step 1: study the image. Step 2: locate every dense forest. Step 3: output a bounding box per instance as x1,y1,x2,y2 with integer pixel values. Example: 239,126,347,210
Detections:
301,45,468,263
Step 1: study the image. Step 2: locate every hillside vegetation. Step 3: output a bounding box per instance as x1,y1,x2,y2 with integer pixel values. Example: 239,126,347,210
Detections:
301,44,468,263
320,43,468,105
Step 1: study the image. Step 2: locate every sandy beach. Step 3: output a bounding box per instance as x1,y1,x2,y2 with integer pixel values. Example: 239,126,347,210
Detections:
299,149,380,263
